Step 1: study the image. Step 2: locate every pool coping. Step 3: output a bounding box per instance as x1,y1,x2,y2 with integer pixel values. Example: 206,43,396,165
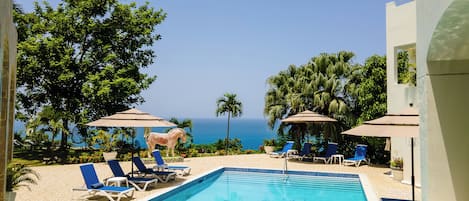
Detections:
139,166,379,201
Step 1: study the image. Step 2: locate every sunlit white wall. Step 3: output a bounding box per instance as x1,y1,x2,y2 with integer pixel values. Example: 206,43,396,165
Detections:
386,0,421,187
417,0,469,200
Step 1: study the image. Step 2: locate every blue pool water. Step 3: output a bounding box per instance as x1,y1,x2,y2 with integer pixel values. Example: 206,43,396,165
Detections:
149,168,368,201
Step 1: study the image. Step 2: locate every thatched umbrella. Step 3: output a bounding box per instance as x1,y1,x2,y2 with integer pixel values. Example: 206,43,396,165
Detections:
86,108,176,127
342,106,418,201
281,110,337,123
86,108,176,176
281,110,338,144
280,110,337,171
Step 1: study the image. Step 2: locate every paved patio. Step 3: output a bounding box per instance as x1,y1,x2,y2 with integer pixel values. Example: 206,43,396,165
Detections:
15,154,420,201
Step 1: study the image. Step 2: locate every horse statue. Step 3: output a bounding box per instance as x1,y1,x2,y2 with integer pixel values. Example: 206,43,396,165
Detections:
144,128,187,157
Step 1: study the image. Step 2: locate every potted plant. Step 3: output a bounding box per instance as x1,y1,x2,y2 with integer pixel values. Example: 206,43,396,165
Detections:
263,139,276,154
6,163,40,201
390,157,404,181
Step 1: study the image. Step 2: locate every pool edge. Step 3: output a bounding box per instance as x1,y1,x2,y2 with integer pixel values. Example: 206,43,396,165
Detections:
140,166,379,201
359,173,380,201
138,166,225,201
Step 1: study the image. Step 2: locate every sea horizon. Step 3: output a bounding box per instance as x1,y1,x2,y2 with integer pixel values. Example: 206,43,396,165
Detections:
14,118,278,150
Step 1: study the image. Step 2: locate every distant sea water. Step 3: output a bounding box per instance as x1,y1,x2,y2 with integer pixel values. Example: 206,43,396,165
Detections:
14,118,278,150
137,118,277,150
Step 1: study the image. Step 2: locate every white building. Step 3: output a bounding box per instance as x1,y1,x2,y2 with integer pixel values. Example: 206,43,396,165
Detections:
386,0,421,187
388,0,469,200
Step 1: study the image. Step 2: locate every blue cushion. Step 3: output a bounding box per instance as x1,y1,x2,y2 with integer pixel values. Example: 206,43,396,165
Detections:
91,182,104,189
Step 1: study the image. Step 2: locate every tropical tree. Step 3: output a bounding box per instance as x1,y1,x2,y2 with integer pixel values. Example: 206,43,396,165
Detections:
264,51,355,146
345,54,389,163
347,55,387,124
216,93,243,154
13,0,166,150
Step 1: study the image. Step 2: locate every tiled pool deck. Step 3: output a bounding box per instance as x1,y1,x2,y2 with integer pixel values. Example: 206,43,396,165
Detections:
15,154,420,201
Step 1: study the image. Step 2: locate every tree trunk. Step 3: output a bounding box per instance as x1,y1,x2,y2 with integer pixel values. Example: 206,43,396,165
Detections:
225,112,231,155
60,119,69,150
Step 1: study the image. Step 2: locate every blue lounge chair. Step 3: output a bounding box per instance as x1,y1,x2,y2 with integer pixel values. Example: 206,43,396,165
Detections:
313,142,338,163
269,141,294,158
343,144,368,167
290,142,313,160
78,163,134,201
107,160,158,191
152,149,192,176
131,156,177,183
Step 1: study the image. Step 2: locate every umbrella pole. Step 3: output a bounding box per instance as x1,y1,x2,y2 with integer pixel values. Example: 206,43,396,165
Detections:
411,137,415,201
131,128,135,178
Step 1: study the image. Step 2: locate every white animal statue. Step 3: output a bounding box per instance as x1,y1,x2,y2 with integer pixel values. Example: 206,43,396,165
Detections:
144,128,187,157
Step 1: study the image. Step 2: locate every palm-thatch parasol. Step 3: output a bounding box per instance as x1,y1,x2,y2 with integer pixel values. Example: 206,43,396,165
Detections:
280,110,337,171
281,110,337,123
86,108,176,176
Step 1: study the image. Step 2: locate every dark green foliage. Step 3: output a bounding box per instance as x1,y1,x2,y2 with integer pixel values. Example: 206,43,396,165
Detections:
213,138,243,152
6,163,40,191
189,138,243,154
265,52,392,164
397,51,416,86
263,138,277,146
14,0,166,150
265,51,355,150
349,55,387,124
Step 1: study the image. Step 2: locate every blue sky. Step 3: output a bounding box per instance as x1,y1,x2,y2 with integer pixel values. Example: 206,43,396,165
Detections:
21,0,393,119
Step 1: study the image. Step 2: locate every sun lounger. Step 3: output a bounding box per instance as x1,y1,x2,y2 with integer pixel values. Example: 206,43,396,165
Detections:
269,141,294,158
78,163,134,201
107,160,158,191
313,142,338,163
343,144,368,167
152,149,191,176
131,156,177,183
290,142,313,160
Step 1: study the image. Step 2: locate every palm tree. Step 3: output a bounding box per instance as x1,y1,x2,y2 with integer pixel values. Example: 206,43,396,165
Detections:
216,93,243,155
264,51,355,144
6,163,40,192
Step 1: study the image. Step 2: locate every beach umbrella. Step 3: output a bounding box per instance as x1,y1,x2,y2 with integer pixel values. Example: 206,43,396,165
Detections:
281,110,337,123
281,110,338,144
341,106,418,201
86,108,176,176
281,110,337,171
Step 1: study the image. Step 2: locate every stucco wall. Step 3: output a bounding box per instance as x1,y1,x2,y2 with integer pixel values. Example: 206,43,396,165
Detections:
385,0,421,188
418,0,469,200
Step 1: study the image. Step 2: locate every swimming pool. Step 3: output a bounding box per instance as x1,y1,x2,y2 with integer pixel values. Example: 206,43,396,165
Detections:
147,167,375,201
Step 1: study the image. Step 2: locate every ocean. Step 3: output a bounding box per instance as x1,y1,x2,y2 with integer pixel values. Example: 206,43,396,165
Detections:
136,118,277,150
14,118,278,150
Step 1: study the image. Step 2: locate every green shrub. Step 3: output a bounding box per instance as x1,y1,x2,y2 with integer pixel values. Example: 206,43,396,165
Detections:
6,163,40,191
263,139,277,146
390,157,403,169
244,149,256,154
188,148,199,157
217,150,226,155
